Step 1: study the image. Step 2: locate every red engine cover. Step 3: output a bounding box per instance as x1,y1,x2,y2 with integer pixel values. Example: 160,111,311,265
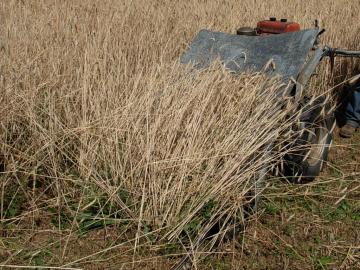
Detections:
257,19,300,35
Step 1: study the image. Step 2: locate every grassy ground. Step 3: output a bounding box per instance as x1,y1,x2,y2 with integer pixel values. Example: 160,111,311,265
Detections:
0,128,359,269
1,1,360,269
207,129,360,270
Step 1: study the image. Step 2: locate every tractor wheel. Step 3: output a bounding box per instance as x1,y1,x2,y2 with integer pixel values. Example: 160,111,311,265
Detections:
284,96,335,183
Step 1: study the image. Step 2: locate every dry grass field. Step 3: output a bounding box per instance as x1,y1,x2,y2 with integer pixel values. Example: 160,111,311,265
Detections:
0,0,359,269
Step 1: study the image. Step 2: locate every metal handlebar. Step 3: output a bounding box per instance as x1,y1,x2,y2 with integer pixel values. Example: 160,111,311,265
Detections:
324,47,360,58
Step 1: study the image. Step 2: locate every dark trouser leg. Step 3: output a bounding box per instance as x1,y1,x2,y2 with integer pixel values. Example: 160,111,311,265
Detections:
345,84,360,128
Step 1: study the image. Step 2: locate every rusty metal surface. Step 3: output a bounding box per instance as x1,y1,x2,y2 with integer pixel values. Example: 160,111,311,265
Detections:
181,28,319,82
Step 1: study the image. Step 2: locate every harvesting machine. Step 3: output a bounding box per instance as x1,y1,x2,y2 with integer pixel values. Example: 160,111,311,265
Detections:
181,18,360,184
172,18,360,270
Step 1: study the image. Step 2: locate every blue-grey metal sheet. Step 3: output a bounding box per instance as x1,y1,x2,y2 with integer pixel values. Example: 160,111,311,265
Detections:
181,29,319,82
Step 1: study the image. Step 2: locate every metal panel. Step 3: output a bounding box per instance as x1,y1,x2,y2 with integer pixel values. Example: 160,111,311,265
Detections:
181,29,319,82
294,47,326,100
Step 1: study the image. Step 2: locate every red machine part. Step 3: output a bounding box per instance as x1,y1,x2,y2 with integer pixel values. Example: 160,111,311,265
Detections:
257,18,300,35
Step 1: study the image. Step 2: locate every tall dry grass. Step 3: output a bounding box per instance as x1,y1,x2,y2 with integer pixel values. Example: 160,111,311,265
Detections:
0,0,359,267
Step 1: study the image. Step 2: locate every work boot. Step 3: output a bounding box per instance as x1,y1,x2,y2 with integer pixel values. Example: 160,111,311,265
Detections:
339,124,356,138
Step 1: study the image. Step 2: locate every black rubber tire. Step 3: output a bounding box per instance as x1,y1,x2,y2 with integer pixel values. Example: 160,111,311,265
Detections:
284,96,335,183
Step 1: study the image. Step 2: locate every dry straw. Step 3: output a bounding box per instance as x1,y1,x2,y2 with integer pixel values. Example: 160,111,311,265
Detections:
0,0,359,267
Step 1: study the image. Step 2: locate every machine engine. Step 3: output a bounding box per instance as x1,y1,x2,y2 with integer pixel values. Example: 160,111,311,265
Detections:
237,17,301,36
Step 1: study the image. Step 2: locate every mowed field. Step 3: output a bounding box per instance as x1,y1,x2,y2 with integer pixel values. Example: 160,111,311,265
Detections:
0,0,359,269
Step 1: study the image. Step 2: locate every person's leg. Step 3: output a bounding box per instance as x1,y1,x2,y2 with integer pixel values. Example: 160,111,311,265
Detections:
340,84,360,138
345,83,360,128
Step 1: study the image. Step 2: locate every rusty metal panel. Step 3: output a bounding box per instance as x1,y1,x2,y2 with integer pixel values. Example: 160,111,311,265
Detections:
181,29,319,82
